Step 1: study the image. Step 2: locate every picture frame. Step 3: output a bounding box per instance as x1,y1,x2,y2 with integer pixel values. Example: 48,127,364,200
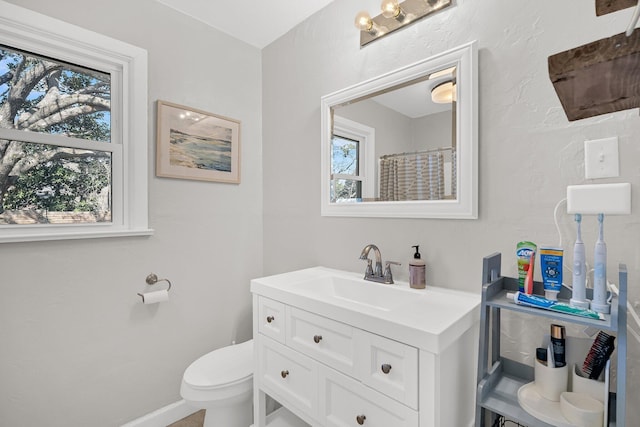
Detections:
156,100,241,183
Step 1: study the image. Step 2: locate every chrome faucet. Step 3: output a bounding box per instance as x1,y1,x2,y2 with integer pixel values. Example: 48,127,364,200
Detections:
359,244,400,284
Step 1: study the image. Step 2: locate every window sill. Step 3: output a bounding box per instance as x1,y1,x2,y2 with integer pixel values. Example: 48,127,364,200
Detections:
0,228,154,244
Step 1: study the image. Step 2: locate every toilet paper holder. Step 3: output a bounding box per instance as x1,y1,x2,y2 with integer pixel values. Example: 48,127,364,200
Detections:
137,273,172,300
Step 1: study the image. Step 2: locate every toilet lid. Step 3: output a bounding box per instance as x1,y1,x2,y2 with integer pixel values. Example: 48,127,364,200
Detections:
183,339,253,389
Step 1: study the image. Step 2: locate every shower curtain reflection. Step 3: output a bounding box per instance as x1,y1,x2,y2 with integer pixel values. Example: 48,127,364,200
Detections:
379,148,455,201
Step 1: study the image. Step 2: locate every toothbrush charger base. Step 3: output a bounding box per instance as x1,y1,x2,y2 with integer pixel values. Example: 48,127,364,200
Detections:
590,301,611,314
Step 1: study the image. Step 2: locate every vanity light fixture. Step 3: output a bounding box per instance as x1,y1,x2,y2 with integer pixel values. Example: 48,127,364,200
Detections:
380,0,407,22
431,81,456,103
354,11,383,36
355,0,451,47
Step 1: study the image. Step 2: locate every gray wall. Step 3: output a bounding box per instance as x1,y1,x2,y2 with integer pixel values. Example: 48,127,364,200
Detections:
262,0,640,425
335,99,413,156
2,0,639,426
411,110,453,152
336,100,452,155
0,1,262,426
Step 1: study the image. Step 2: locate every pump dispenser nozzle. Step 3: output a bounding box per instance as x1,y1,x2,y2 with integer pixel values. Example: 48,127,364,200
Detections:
412,245,421,259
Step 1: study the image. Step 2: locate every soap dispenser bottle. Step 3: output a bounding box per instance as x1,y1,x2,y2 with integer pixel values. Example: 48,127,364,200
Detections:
409,245,426,289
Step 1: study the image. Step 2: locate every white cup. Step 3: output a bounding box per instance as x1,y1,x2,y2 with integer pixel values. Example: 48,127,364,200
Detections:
560,392,604,427
534,358,568,401
571,363,605,403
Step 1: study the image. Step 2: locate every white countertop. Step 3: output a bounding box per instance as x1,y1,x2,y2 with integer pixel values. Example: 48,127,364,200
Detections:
251,266,480,354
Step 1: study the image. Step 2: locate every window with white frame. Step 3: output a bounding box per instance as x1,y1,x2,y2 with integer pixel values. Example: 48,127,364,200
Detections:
330,116,375,203
0,2,151,242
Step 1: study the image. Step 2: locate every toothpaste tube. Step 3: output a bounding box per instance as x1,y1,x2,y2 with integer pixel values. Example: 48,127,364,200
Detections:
516,241,537,293
524,252,535,295
509,291,604,320
540,246,563,300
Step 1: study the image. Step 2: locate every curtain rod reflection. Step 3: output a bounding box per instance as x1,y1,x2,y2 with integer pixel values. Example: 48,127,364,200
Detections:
379,146,452,160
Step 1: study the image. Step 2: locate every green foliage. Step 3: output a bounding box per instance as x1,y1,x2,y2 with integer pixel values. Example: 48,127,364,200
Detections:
3,157,110,213
47,112,110,141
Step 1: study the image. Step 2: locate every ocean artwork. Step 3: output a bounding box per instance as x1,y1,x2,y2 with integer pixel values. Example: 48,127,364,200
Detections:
157,101,240,183
169,128,232,172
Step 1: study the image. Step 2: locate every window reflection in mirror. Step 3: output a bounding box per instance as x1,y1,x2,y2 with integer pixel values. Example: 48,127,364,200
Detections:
331,66,457,203
330,116,375,202
331,134,361,202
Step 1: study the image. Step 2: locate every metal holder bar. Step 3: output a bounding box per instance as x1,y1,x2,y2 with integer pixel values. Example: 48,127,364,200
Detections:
137,273,172,300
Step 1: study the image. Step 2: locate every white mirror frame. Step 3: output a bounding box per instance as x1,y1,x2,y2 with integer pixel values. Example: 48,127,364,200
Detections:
320,41,478,219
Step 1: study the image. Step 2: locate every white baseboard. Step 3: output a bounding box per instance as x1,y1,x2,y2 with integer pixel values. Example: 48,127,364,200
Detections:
120,399,197,427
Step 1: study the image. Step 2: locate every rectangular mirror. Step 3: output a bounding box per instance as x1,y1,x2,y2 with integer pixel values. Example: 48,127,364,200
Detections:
320,41,477,218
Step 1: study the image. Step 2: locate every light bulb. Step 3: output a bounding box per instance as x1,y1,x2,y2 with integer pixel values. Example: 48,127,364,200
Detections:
381,0,401,19
354,11,374,31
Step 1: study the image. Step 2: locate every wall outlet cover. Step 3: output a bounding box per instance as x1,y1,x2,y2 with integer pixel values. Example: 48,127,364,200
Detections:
584,137,619,179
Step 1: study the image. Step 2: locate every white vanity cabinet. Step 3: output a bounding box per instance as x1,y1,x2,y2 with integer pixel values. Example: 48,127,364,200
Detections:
287,306,358,377
259,333,318,418
320,364,419,427
251,267,481,427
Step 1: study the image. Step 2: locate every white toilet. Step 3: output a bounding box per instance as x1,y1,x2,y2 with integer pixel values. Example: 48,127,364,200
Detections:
180,339,254,427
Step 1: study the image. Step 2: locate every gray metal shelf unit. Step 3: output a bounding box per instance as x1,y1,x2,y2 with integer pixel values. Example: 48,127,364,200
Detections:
475,252,628,427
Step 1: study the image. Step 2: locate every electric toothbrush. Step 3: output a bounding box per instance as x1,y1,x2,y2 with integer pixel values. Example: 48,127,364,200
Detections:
570,213,589,309
591,213,610,314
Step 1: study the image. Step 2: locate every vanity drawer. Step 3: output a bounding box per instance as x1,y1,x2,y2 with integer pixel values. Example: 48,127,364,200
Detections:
286,306,356,376
356,330,419,409
319,364,419,427
258,297,286,343
258,335,318,418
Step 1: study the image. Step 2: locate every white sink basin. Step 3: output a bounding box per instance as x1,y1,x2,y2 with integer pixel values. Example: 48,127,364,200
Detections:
250,266,480,353
293,275,416,311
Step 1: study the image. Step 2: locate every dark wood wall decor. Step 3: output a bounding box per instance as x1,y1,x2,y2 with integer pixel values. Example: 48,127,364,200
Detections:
596,0,637,16
549,30,640,121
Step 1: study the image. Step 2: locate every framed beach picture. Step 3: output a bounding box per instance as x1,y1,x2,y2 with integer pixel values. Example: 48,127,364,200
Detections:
156,101,241,183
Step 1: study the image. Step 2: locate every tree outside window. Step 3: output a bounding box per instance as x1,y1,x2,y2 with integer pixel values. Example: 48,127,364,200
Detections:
329,116,374,203
0,45,112,224
331,134,361,202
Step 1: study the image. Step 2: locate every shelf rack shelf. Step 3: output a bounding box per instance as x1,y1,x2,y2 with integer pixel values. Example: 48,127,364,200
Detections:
475,253,627,427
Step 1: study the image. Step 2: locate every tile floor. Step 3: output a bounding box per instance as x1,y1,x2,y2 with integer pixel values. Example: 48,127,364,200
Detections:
167,410,204,427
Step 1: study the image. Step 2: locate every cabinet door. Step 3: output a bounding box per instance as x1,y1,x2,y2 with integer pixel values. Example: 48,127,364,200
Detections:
258,297,286,343
286,306,356,376
355,330,419,409
319,364,419,427
258,335,318,418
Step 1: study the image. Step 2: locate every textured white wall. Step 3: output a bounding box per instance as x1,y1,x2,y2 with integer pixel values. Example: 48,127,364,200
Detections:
262,0,640,424
0,1,262,426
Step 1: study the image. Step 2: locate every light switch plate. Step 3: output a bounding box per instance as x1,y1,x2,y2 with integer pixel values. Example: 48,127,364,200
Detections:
584,137,619,179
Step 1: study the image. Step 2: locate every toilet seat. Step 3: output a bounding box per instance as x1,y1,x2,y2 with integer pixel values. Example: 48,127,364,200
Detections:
183,339,253,390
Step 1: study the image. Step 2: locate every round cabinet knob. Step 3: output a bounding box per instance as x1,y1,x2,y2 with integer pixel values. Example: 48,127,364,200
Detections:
281,370,289,378
356,415,366,425
381,364,392,374
313,335,323,343
266,316,274,323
